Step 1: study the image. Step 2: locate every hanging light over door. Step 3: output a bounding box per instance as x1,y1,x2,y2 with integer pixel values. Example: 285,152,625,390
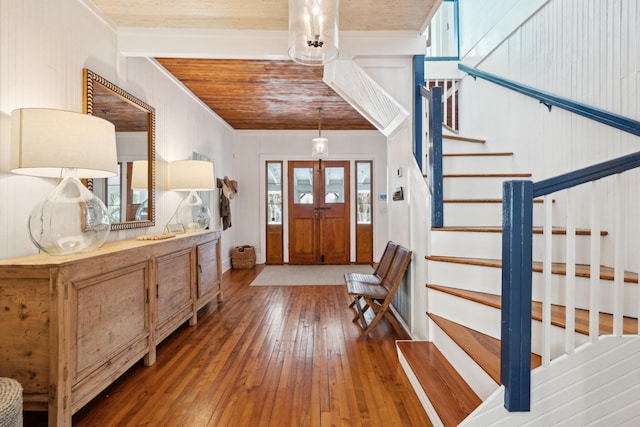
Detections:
311,107,329,159
288,0,339,66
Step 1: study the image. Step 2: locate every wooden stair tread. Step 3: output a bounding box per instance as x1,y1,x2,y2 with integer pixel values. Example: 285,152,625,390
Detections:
442,134,485,143
428,313,542,384
427,284,638,335
443,198,547,203
397,341,481,427
443,173,532,178
431,226,607,236
425,255,638,284
443,152,513,157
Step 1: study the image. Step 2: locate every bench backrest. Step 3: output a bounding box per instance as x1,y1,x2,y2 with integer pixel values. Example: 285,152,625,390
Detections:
373,241,399,279
381,246,412,294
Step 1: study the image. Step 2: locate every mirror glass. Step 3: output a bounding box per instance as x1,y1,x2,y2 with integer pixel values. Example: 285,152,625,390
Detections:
83,69,155,231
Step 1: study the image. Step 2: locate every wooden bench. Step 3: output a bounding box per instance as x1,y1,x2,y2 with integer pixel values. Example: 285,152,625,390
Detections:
344,244,412,340
345,241,398,313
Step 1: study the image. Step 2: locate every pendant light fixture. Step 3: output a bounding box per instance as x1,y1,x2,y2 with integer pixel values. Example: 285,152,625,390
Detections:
288,0,339,66
311,107,328,159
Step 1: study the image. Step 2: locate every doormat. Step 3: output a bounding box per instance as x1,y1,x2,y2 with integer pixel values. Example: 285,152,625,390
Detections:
250,264,374,286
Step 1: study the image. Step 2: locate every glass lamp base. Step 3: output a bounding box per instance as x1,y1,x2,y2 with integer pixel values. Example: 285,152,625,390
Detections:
175,190,211,232
28,175,111,255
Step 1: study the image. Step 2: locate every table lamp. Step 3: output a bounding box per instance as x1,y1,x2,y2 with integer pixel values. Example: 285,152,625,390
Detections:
168,160,214,232
11,108,117,255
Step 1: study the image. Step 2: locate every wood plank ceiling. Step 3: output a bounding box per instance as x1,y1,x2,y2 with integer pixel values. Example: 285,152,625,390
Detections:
157,58,373,130
88,0,440,130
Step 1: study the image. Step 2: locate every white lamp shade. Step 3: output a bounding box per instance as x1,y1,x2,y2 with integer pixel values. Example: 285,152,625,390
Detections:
11,108,118,178
168,160,215,191
130,160,148,190
288,0,339,66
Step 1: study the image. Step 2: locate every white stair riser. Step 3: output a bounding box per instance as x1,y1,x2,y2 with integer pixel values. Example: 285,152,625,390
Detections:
431,230,598,264
429,320,499,400
443,155,515,175
428,288,589,358
428,261,638,316
428,288,501,338
431,230,500,259
530,317,589,359
444,177,520,199
442,138,486,154
428,261,502,295
531,273,638,318
443,202,546,227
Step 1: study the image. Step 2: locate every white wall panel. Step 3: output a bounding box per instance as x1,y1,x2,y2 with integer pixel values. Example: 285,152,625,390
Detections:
455,0,640,268
0,0,235,261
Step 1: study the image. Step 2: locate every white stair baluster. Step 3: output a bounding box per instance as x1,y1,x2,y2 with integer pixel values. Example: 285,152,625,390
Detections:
613,174,624,336
565,188,576,355
589,180,601,342
542,194,553,365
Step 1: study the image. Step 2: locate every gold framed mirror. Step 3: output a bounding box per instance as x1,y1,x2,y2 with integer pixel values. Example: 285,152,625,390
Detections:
83,68,155,231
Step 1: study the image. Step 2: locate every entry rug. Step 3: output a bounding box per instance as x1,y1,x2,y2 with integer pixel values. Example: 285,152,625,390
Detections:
250,264,374,286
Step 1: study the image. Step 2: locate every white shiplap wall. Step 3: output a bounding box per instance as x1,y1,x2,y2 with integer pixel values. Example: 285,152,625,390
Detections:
0,0,236,261
457,0,640,268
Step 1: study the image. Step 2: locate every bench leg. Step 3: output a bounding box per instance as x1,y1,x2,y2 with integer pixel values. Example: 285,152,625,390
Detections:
348,296,359,308
357,297,386,341
350,298,360,322
350,297,372,323
349,296,369,333
383,310,407,339
355,298,407,341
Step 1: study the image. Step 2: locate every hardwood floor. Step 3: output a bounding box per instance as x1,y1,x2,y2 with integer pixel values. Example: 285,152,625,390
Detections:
27,265,431,426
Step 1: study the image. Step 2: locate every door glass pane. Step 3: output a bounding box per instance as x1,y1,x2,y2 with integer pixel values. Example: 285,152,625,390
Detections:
356,162,371,224
293,167,314,204
267,162,282,223
325,167,344,203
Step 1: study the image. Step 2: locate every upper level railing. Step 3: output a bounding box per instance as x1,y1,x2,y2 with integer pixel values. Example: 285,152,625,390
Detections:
414,55,444,227
426,79,460,132
418,85,444,227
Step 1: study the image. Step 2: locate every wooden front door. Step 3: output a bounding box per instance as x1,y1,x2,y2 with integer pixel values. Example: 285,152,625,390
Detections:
288,160,350,264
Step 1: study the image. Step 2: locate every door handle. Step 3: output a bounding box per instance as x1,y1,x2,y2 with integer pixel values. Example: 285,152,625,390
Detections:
314,212,321,220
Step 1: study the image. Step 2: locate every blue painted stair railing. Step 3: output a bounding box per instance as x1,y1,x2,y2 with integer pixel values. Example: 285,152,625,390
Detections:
417,84,443,228
452,63,640,412
502,148,640,412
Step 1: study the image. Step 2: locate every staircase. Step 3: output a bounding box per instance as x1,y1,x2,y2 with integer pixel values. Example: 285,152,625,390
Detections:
398,133,640,426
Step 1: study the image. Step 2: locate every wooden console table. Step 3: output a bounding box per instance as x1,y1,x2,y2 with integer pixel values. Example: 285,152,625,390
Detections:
0,230,222,426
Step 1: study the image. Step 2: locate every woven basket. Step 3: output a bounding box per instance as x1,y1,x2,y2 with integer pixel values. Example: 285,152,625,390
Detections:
232,245,256,269
0,378,22,427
